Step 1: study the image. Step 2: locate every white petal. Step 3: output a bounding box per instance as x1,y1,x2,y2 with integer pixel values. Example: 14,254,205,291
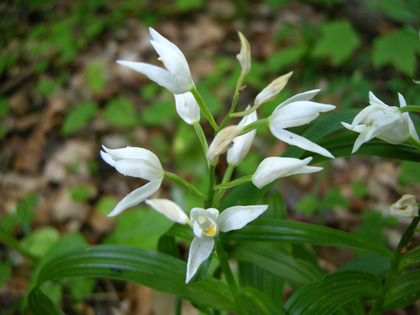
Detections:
398,93,420,141
100,151,116,167
114,159,163,181
269,127,334,158
252,156,321,189
217,205,268,232
145,199,190,224
174,92,200,124
102,145,161,166
186,237,214,283
107,179,162,217
274,89,320,112
369,91,388,108
149,27,188,66
236,32,251,74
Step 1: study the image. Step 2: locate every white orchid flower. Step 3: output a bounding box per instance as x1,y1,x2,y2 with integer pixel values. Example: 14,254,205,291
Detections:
254,72,293,107
390,194,419,218
252,156,322,189
100,146,164,217
236,32,251,75
174,91,200,125
146,199,267,283
227,106,257,166
269,89,335,158
117,27,194,94
342,92,419,153
206,125,244,165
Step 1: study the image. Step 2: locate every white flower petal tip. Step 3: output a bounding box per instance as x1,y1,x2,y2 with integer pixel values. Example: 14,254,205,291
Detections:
227,106,257,165
185,237,214,284
117,29,194,94
207,125,244,165
217,205,268,232
236,31,251,74
252,156,322,189
174,92,200,124
390,194,419,218
100,145,164,216
145,199,190,224
255,71,293,106
341,92,417,151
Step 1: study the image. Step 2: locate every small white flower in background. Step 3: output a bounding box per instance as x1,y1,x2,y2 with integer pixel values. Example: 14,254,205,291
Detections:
206,125,244,165
100,146,164,217
269,89,335,158
146,199,267,283
254,72,293,107
236,31,251,75
117,27,194,94
342,92,419,153
174,91,200,125
390,194,419,218
227,106,257,166
252,156,323,189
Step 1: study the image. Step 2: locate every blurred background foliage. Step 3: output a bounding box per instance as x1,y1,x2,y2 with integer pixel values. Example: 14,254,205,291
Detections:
0,0,419,313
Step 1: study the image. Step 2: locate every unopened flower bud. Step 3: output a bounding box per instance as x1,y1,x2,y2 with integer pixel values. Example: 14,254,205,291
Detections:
236,32,251,75
255,72,293,107
206,125,244,165
390,194,419,218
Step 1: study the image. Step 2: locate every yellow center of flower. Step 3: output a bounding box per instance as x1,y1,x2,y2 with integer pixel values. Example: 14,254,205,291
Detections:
197,215,217,237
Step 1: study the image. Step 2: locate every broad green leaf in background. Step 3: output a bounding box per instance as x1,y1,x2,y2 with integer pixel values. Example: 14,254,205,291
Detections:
141,99,176,126
284,271,381,314
339,253,390,279
61,101,98,136
267,46,307,73
85,62,107,93
227,219,393,258
383,269,420,311
175,0,204,11
313,20,360,66
29,245,235,313
21,227,60,257
372,28,420,76
237,287,287,315
398,247,420,273
103,96,137,127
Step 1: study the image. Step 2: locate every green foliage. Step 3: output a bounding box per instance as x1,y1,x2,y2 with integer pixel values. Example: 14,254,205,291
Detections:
85,62,107,93
141,99,177,126
175,0,204,11
313,20,360,66
95,196,118,216
267,46,306,72
21,227,60,257
16,194,38,236
295,188,349,216
398,160,420,187
0,98,9,119
354,211,398,246
103,96,138,127
61,101,98,136
351,179,368,197
0,261,12,287
69,183,96,202
103,207,174,249
365,0,419,23
372,29,420,76
383,269,420,311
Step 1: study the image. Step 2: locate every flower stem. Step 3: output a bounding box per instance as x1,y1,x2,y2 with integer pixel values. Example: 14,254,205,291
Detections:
398,105,420,114
0,226,40,262
192,121,208,155
214,175,253,189
239,117,270,135
218,72,246,131
164,172,206,200
204,165,217,208
190,87,219,131
369,216,420,314
214,238,239,295
408,136,420,151
214,163,236,206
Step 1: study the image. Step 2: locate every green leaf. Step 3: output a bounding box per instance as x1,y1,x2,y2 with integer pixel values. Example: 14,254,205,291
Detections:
28,287,64,315
284,271,381,314
237,287,287,315
267,46,306,72
175,0,204,11
21,227,60,257
231,242,323,284
383,269,420,310
141,99,176,126
85,62,107,93
226,219,393,258
398,247,420,273
0,97,9,120
61,101,98,136
0,260,12,287
103,96,138,127
372,29,420,76
29,245,235,312
339,253,390,279
313,20,360,66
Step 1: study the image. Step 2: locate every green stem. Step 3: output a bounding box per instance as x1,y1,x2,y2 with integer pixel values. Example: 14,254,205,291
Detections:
231,103,260,118
175,296,182,315
218,72,246,131
398,105,420,114
239,117,270,135
192,121,208,155
409,136,420,151
0,226,40,262
369,216,420,314
190,87,219,131
204,165,217,208
214,163,236,206
164,172,206,200
214,238,239,295
214,175,253,190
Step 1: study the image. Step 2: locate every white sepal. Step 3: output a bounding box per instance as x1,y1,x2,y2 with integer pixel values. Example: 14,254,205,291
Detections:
186,237,214,283
236,32,251,74
217,205,268,232
145,199,190,225
174,91,200,124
